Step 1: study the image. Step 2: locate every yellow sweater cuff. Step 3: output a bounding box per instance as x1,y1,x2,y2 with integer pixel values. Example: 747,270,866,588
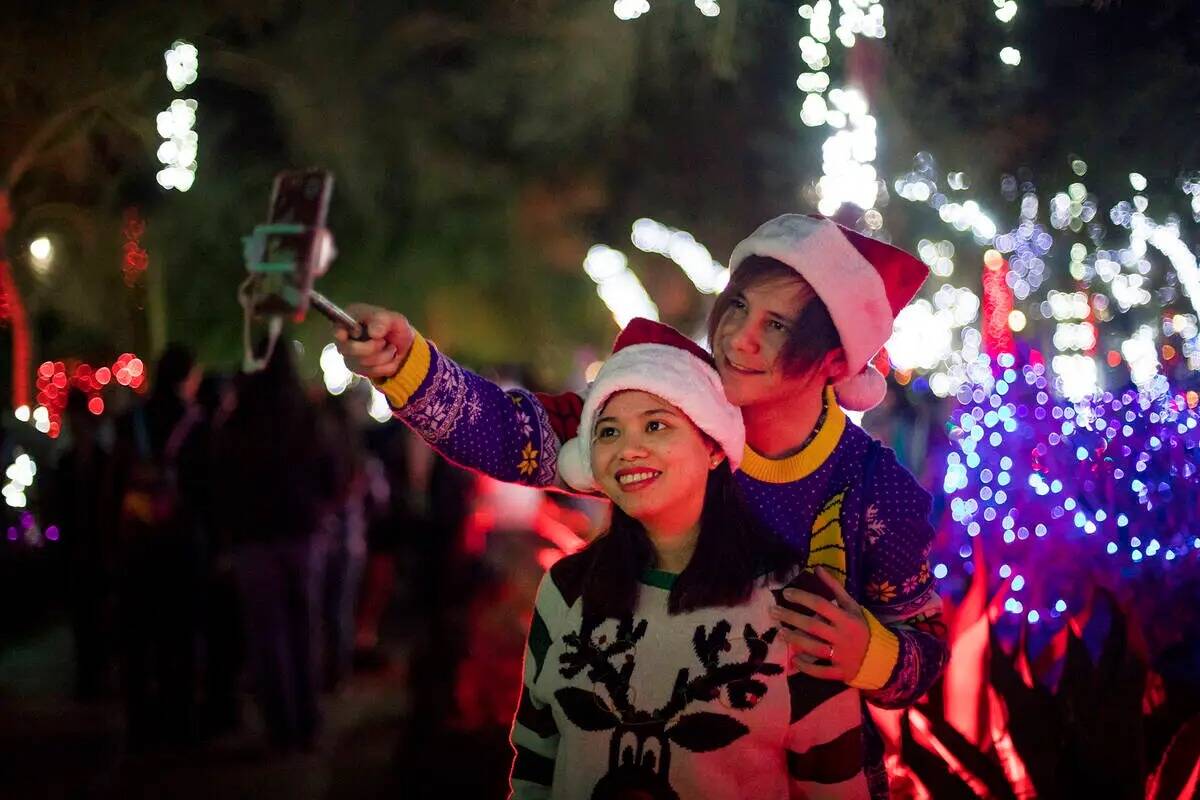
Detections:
848,608,900,691
373,332,431,409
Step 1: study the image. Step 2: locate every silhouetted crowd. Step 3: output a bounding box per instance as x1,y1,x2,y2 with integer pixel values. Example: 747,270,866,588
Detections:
35,341,516,756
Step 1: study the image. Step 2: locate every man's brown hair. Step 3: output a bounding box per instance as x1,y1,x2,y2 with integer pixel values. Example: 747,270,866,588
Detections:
706,255,842,376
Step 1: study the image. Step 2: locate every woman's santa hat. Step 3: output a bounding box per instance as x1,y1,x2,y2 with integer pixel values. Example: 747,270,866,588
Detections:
728,214,930,412
557,318,745,493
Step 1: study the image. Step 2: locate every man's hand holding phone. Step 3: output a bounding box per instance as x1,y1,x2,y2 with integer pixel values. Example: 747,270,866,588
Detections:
334,304,415,380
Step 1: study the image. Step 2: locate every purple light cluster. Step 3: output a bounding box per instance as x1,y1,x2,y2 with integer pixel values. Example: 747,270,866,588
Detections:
935,349,1200,627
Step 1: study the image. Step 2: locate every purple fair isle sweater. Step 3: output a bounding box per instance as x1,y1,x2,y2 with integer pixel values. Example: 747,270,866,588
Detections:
377,334,949,799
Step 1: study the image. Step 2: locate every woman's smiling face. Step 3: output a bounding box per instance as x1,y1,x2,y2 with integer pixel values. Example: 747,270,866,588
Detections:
590,390,719,531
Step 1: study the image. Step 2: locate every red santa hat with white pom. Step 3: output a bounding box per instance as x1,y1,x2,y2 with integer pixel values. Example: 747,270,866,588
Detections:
728,214,930,412
556,318,745,493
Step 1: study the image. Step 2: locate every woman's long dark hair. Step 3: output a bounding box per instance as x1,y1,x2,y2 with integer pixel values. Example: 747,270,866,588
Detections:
579,462,797,617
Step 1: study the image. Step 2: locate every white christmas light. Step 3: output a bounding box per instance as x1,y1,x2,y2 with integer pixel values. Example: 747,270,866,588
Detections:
164,41,199,92
630,218,729,294
320,343,354,396
1052,354,1100,403
2,451,36,509
1121,325,1162,394
887,300,953,371
369,388,393,423
583,245,659,327
29,237,52,263
613,0,649,20
159,43,199,192
999,47,1021,65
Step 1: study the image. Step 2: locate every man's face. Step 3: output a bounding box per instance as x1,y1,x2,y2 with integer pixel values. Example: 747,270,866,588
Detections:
711,276,834,409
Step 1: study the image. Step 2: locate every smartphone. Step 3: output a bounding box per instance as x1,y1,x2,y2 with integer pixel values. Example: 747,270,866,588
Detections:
258,169,334,317
773,568,839,667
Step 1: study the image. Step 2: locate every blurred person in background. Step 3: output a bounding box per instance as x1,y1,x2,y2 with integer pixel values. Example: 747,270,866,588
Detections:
177,372,244,737
110,343,204,749
49,388,115,700
212,343,341,752
319,385,374,692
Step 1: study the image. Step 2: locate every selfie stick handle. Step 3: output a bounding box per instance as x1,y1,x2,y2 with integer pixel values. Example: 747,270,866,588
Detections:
309,290,370,341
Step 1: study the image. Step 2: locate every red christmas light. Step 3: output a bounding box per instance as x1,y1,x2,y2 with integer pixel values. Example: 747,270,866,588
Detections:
121,208,149,287
31,351,147,437
981,250,1015,357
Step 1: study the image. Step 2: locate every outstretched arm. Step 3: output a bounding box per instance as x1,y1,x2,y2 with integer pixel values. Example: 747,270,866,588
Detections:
334,305,580,488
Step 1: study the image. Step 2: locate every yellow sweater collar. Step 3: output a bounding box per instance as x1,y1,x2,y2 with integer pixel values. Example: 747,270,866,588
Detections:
739,387,846,484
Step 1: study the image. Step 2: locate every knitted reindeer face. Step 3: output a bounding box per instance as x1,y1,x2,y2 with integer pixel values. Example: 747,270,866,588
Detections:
590,391,721,537
555,613,782,800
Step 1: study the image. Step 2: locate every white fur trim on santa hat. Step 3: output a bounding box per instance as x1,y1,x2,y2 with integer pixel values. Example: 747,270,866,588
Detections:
729,214,891,389
555,342,745,493
833,364,888,412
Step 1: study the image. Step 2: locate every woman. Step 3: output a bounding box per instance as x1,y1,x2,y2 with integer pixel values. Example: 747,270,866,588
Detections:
510,318,871,799
337,214,947,796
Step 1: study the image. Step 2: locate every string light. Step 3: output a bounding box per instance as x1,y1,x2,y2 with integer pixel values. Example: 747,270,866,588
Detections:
319,342,408,423
29,354,145,438
164,40,198,91
157,41,199,192
895,150,1200,403
938,350,1200,625
2,451,36,509
583,244,659,327
796,0,886,219
630,218,729,294
320,343,354,395
612,0,649,20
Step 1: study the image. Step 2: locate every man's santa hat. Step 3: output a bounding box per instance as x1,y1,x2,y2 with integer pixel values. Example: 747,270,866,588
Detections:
728,214,929,412
557,318,744,493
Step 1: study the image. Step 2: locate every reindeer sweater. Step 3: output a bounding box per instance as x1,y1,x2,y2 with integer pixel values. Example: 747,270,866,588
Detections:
378,335,949,797
512,557,873,799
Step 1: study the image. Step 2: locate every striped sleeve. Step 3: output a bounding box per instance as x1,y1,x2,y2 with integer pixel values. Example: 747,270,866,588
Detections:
509,574,565,798
376,333,563,488
784,669,872,798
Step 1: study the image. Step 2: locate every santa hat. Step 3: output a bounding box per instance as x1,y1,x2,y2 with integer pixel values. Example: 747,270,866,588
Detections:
557,318,745,493
728,214,929,411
